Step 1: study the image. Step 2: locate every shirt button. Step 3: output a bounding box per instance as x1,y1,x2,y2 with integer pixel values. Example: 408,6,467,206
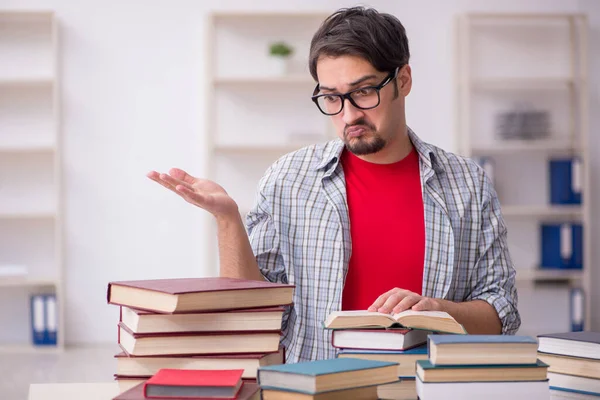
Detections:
337,272,343,280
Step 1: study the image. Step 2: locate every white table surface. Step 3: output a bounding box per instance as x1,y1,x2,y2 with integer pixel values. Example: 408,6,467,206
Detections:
28,382,119,400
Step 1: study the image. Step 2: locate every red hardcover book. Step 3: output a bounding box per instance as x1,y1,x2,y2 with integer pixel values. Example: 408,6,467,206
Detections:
113,381,261,400
143,369,243,399
107,277,294,314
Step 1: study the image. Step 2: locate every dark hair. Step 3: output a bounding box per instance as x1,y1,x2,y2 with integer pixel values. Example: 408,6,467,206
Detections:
309,6,410,84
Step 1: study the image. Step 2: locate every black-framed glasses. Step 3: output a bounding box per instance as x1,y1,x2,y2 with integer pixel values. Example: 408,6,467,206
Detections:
311,67,400,116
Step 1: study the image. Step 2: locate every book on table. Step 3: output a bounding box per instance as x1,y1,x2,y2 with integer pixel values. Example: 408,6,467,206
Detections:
143,369,243,399
107,277,294,313
337,345,428,377
332,328,428,351
427,335,539,365
257,357,398,394
537,331,600,360
113,380,261,400
416,359,549,383
324,310,466,334
118,323,282,356
115,347,285,379
119,305,286,334
261,385,379,400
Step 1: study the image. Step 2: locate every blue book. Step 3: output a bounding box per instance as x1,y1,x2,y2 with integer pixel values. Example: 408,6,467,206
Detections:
258,358,399,394
538,332,600,360
428,335,539,366
338,344,428,355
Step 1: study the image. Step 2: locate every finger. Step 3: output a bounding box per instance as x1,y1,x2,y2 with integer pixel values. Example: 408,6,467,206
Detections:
147,171,178,193
411,298,432,312
378,293,407,314
368,288,399,311
169,168,196,185
160,173,194,191
392,294,422,314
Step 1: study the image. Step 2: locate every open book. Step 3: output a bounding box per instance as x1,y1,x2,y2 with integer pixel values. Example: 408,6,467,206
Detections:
324,310,467,334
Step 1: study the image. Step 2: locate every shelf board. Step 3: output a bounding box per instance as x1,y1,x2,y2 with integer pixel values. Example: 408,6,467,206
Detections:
0,144,56,153
214,75,315,85
0,211,56,219
0,344,62,354
0,278,59,288
211,11,329,18
0,77,53,87
516,269,583,282
471,140,579,155
471,77,573,90
502,205,582,219
213,143,313,154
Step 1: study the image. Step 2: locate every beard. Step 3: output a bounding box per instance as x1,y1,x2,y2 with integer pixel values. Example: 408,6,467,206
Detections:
343,120,386,156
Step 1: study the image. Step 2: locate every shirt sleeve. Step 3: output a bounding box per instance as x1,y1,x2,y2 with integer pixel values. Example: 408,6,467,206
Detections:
467,170,521,335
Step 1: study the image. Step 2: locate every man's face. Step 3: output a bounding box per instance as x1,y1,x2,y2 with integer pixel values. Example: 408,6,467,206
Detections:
315,55,411,156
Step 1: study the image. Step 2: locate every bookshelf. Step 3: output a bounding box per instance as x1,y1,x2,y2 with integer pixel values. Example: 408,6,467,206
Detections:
0,11,63,352
456,13,590,336
205,11,332,273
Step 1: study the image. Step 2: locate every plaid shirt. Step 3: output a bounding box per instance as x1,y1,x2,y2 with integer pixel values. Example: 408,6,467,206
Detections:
246,128,520,363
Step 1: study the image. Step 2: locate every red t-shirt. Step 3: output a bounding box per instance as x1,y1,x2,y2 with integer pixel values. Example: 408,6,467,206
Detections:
341,147,425,311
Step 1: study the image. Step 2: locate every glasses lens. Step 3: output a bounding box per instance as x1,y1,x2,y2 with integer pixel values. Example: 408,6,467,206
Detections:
317,95,342,115
350,88,380,109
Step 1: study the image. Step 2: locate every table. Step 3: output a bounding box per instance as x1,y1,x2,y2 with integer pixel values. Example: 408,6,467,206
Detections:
28,382,119,400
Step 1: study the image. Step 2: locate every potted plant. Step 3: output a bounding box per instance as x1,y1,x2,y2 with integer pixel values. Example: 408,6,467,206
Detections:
267,41,294,75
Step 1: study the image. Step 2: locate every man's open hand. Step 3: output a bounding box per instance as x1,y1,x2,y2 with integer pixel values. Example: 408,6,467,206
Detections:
368,287,443,315
147,168,239,220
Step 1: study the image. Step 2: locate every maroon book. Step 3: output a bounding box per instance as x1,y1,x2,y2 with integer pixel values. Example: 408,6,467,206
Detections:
107,277,294,314
113,381,260,400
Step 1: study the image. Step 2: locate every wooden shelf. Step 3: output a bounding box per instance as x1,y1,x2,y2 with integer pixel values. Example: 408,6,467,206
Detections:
0,211,56,219
471,140,579,155
471,77,573,90
0,277,59,288
502,205,582,219
0,144,56,153
214,75,315,85
0,77,53,87
516,269,583,283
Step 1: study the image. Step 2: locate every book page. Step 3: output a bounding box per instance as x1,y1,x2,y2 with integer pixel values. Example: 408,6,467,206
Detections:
392,310,453,320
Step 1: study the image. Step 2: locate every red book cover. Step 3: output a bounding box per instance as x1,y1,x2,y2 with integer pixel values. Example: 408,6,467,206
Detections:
114,381,260,400
143,369,243,399
122,305,286,316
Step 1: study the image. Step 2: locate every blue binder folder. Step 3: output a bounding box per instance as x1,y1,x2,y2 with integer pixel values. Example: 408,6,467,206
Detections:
30,293,58,346
549,158,582,205
540,223,583,269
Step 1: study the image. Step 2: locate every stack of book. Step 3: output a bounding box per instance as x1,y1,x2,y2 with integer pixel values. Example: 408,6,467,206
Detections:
325,310,465,399
113,368,261,400
416,335,550,400
106,277,294,393
537,331,600,399
257,357,400,399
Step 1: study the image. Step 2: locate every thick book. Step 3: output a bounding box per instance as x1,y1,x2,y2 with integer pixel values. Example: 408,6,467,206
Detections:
332,328,428,351
416,378,549,400
115,347,284,379
548,372,600,396
118,323,281,356
324,310,466,334
377,378,416,400
428,335,539,365
257,358,398,394
416,359,549,383
120,306,285,334
261,385,379,400
337,345,428,377
113,381,260,400
107,277,294,314
538,332,600,360
143,369,243,399
536,353,600,380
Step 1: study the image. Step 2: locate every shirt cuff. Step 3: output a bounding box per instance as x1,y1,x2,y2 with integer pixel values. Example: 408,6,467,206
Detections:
473,292,521,335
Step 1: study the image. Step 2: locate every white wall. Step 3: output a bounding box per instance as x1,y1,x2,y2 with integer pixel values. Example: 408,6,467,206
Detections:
1,0,598,343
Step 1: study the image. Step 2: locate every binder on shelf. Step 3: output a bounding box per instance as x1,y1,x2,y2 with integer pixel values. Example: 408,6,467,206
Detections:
549,158,582,205
569,287,585,332
540,223,583,270
30,293,58,346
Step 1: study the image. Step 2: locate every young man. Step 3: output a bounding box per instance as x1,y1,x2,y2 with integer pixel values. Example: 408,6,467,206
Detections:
148,6,520,363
